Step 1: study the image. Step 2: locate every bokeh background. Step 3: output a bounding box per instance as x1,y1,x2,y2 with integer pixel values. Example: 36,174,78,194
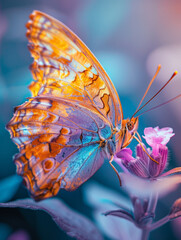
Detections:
0,0,181,239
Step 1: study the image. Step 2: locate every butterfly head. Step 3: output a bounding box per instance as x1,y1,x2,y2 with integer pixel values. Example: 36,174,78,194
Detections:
121,117,139,149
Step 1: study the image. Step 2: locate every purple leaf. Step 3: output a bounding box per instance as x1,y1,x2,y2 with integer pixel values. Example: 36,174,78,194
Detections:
161,167,181,177
169,198,181,220
83,182,141,240
0,175,22,202
94,211,141,240
120,172,181,197
83,181,131,211
0,198,103,240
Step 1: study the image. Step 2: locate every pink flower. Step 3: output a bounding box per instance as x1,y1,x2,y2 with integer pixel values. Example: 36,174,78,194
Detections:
115,127,175,179
114,126,181,199
143,127,175,157
116,144,168,178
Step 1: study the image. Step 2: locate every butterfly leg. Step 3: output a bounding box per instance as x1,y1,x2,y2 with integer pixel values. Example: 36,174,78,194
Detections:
109,156,122,186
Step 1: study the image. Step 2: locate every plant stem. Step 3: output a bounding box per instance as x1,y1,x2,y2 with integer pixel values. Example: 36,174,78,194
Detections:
141,229,150,240
147,192,158,214
141,193,158,240
150,216,169,230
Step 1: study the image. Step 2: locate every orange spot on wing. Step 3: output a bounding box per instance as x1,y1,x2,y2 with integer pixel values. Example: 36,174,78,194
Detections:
101,94,110,115
55,134,68,145
60,127,69,135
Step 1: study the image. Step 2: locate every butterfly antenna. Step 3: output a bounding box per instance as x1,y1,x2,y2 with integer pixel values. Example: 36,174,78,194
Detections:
131,70,178,119
133,134,159,164
136,94,181,118
131,65,161,119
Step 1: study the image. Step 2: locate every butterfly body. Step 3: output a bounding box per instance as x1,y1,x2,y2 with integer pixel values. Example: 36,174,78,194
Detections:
7,11,138,200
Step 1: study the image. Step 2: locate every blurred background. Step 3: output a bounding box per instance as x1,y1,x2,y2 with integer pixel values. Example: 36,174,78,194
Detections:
0,0,181,239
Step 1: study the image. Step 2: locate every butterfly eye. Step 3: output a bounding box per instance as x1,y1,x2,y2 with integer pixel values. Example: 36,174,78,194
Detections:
127,121,134,131
43,158,55,172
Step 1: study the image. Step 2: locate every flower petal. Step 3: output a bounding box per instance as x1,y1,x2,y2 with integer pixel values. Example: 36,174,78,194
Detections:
149,146,168,177
116,145,150,178
143,127,157,147
143,126,175,147
0,198,103,240
116,148,134,161
120,173,181,197
0,175,22,202
144,127,157,137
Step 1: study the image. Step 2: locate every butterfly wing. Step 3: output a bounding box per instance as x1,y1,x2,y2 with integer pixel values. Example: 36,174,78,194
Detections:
26,10,123,128
7,97,111,200
7,11,123,200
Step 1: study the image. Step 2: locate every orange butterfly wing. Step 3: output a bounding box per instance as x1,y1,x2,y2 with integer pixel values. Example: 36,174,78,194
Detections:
7,11,123,200
26,10,123,128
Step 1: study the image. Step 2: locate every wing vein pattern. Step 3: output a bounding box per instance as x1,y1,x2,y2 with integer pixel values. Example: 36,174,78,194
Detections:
7,10,123,199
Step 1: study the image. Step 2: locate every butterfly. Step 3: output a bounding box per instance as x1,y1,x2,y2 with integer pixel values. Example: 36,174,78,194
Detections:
7,10,140,200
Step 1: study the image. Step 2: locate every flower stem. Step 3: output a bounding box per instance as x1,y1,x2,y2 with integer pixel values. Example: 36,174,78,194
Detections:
147,192,158,213
141,229,150,240
141,193,158,240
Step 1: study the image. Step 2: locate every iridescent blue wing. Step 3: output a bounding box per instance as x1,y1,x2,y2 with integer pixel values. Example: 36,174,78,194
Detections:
7,97,111,199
